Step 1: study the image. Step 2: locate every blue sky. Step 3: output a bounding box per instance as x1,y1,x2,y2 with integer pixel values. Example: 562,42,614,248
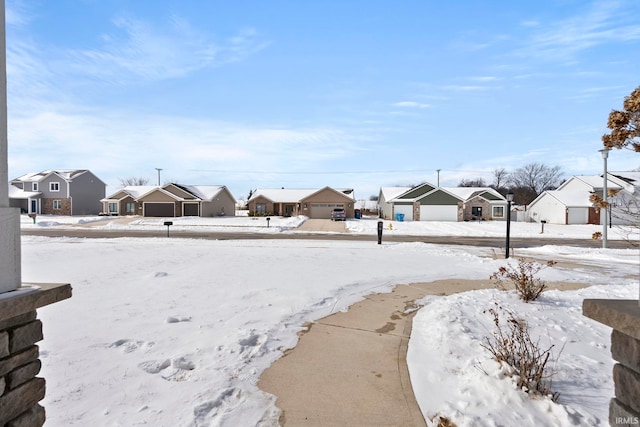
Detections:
6,0,640,200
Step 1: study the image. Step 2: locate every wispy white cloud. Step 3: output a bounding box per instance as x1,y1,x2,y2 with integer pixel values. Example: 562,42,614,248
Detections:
519,1,640,61
66,15,270,84
391,101,430,109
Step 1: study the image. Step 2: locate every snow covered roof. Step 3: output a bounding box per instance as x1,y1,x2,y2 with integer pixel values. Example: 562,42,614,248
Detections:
442,187,504,201
179,185,234,202
379,187,412,201
8,184,41,199
13,169,91,182
540,190,593,207
251,187,354,203
570,175,623,189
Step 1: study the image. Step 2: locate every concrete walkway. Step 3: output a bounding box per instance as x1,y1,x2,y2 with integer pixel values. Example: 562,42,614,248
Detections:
258,279,492,426
296,219,346,233
258,278,587,426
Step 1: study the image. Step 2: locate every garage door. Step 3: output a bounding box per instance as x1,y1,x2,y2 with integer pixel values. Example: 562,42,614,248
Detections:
393,204,413,221
184,203,199,216
567,207,587,224
144,203,174,217
420,205,458,221
310,203,344,219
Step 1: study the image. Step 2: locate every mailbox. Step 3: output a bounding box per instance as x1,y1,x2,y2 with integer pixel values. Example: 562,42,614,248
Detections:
164,221,173,237
266,217,271,228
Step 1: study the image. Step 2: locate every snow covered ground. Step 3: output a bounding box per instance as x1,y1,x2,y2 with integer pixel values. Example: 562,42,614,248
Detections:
17,215,640,426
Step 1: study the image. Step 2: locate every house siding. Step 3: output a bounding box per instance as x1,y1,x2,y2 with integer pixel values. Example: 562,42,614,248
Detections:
302,188,355,219
68,171,105,215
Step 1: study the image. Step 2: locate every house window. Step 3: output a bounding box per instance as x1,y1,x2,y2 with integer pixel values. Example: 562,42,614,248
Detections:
126,202,136,214
32,182,38,191
50,182,60,192
108,202,118,214
256,203,267,214
53,200,62,210
471,206,482,218
493,206,505,218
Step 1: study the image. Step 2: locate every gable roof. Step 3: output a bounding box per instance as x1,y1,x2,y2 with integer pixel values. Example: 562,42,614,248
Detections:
8,184,41,199
12,169,104,184
250,187,353,203
442,187,505,201
379,187,412,202
558,175,624,191
530,190,593,208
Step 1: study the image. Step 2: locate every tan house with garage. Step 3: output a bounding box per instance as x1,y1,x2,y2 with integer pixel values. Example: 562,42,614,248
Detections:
101,183,236,217
247,187,355,219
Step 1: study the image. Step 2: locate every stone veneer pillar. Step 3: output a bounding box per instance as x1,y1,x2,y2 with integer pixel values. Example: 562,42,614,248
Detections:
0,283,71,426
583,299,640,427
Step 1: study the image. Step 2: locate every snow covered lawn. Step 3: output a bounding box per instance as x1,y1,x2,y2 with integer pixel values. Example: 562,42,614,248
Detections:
18,217,640,426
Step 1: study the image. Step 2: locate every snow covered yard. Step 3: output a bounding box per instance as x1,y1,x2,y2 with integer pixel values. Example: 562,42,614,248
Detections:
18,216,640,426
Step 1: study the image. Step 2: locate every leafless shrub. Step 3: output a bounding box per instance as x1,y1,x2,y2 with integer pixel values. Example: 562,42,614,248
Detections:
490,258,557,302
429,414,458,427
481,303,559,401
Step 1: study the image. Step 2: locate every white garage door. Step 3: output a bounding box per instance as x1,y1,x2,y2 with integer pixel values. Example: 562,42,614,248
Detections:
393,204,413,221
420,205,458,221
567,207,587,224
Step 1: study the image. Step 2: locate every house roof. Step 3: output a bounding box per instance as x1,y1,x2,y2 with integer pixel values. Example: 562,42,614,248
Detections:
103,184,235,203
379,187,412,201
177,185,235,202
563,175,624,190
535,190,593,207
442,187,505,201
250,187,354,203
13,169,99,183
8,184,41,199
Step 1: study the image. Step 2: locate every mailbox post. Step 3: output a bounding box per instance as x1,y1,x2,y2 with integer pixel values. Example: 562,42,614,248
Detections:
164,221,173,237
377,221,383,244
266,217,271,228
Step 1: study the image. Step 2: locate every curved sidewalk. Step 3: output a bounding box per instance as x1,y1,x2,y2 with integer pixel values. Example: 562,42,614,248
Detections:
258,279,495,426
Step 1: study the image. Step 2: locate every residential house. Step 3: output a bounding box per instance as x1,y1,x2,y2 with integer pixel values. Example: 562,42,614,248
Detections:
9,169,106,215
247,187,356,219
379,182,509,221
101,183,236,217
527,172,639,225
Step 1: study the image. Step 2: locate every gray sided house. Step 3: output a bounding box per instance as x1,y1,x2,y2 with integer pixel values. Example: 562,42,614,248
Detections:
247,187,356,219
379,182,508,222
9,169,106,215
101,183,236,217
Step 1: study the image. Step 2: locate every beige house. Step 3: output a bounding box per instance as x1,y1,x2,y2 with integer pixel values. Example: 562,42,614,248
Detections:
101,183,236,217
247,187,355,219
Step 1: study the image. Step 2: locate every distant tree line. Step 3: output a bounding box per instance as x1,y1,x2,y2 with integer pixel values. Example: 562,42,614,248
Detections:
458,162,564,205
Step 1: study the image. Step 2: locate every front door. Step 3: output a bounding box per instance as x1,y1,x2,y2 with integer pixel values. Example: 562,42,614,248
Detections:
31,199,37,213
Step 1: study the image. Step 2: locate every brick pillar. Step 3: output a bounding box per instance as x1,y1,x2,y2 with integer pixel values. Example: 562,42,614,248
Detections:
0,283,71,426
583,299,640,426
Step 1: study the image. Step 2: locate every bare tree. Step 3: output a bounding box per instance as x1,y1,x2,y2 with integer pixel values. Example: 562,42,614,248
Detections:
508,162,563,197
602,86,640,152
458,178,486,187
119,177,150,187
491,168,509,191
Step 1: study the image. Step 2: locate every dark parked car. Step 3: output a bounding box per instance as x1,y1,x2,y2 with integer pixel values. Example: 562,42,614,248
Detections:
331,207,346,221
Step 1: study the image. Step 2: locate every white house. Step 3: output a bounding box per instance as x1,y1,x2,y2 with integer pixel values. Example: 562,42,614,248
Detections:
527,172,639,225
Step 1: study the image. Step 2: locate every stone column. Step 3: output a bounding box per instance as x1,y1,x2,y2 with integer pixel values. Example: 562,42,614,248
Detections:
0,283,72,426
583,299,640,426
0,0,20,294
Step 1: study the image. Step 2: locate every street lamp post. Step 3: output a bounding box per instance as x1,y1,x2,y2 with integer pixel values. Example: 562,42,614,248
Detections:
155,168,163,187
599,148,610,249
505,191,514,259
